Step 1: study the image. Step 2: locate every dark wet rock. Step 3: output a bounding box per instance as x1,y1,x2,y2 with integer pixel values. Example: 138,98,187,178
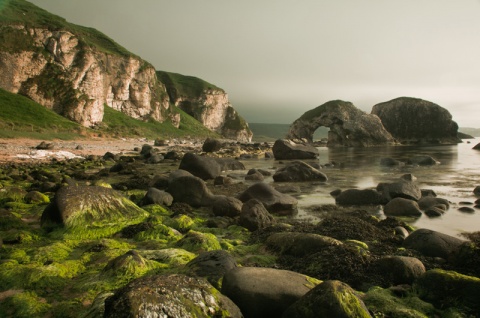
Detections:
418,197,450,210
35,141,54,150
473,186,480,195
186,250,237,289
168,169,194,182
164,150,182,160
266,232,342,256
400,173,417,182
139,144,155,158
407,155,440,166
215,158,246,171
394,226,409,239
403,228,464,259
237,182,298,215
274,185,302,194
212,195,243,217
383,198,422,217
40,185,147,229
415,269,480,315
140,187,173,206
335,189,385,206
282,280,371,318
473,143,480,150
458,206,475,213
371,97,460,144
238,199,276,231
425,207,445,217
287,100,395,146
202,137,223,152
154,139,169,146
329,188,342,197
221,267,319,318
146,153,164,164
167,175,215,207
245,170,264,181
178,152,221,180
104,274,242,318
380,157,404,167
272,139,319,160
421,189,437,197
373,256,426,285
214,175,234,186
378,181,422,201
273,161,327,182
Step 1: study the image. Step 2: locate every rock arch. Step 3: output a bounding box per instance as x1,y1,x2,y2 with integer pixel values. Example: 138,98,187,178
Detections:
287,100,395,147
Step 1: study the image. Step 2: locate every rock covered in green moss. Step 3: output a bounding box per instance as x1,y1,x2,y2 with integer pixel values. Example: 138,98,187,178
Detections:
221,266,321,318
40,185,148,229
266,232,342,256
104,274,243,318
175,230,222,253
24,191,50,204
415,269,480,314
139,248,196,266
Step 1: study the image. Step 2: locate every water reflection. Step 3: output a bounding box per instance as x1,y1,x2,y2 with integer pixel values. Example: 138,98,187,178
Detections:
241,139,480,237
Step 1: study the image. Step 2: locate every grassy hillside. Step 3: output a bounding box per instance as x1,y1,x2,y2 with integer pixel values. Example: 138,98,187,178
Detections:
249,123,329,142
459,127,480,137
156,71,223,99
0,88,219,140
0,0,134,57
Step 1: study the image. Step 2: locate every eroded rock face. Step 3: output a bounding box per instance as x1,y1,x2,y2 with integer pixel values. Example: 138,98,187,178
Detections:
371,97,460,144
0,25,175,127
287,100,395,147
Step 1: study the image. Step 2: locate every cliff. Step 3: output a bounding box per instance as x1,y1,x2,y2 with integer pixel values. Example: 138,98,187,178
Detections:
157,71,252,142
0,0,250,141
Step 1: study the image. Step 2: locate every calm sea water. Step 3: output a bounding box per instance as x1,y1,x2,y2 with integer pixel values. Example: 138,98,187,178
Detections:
240,138,480,238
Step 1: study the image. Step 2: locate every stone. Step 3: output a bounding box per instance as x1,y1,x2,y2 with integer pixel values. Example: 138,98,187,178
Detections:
407,155,440,166
372,97,460,144
378,181,422,201
403,228,464,259
104,274,242,318
266,232,342,256
272,139,319,160
202,138,223,152
474,186,480,195
282,280,371,318
213,175,234,186
140,187,173,206
138,248,196,266
40,185,147,229
178,152,222,180
458,206,475,213
215,158,246,171
167,175,215,207
186,250,237,289
221,267,320,318
245,170,264,181
211,195,243,218
238,199,276,231
287,100,395,146
237,182,298,215
273,161,328,182
418,197,450,210
35,141,54,150
335,189,386,206
425,207,444,217
373,256,426,285
380,157,404,167
473,143,480,150
175,230,221,253
383,198,422,217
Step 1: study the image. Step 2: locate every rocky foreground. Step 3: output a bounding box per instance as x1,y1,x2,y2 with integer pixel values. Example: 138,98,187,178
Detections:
1,137,480,317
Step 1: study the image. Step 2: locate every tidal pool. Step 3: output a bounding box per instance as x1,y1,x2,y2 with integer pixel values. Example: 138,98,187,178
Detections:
240,138,480,238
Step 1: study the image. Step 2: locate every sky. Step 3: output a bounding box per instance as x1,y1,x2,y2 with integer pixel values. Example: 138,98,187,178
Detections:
28,0,480,127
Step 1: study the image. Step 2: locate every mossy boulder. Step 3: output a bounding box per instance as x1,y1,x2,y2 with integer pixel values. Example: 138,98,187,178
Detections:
282,280,371,318
139,248,196,266
40,185,148,230
102,250,162,281
175,230,222,253
266,232,342,256
415,269,480,314
104,274,242,318
164,214,195,233
24,191,50,204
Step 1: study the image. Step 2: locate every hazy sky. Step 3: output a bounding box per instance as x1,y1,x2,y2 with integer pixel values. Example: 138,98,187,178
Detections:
29,0,480,127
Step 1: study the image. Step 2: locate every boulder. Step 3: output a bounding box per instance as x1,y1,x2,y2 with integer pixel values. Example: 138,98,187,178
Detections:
140,187,173,206
380,157,404,167
245,170,264,181
335,189,386,206
371,97,460,144
474,186,480,196
418,197,450,210
175,230,221,253
373,256,426,285
383,198,422,217
473,143,480,150
186,250,237,289
214,175,234,186
282,280,371,318
221,267,320,318
273,161,328,182
178,152,221,180
403,229,464,259
138,248,196,266
40,185,147,229
237,182,298,215
407,155,440,166
238,199,276,231
266,232,342,256
378,181,422,201
167,175,215,207
211,195,243,217
104,274,242,318
272,139,319,160
287,100,395,146
215,158,246,171
202,138,223,152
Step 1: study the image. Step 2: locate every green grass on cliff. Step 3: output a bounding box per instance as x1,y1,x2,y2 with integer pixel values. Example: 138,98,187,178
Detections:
0,88,219,140
156,71,223,99
0,0,134,57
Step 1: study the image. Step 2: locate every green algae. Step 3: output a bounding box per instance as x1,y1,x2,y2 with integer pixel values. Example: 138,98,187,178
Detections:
164,214,195,233
175,230,222,253
0,291,51,318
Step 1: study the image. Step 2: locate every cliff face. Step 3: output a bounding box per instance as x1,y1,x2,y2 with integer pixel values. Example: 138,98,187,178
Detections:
0,25,178,127
157,71,252,142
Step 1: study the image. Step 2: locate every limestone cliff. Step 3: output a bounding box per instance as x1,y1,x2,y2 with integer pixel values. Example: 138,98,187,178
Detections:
371,97,460,144
0,0,251,141
287,100,396,147
157,71,252,142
